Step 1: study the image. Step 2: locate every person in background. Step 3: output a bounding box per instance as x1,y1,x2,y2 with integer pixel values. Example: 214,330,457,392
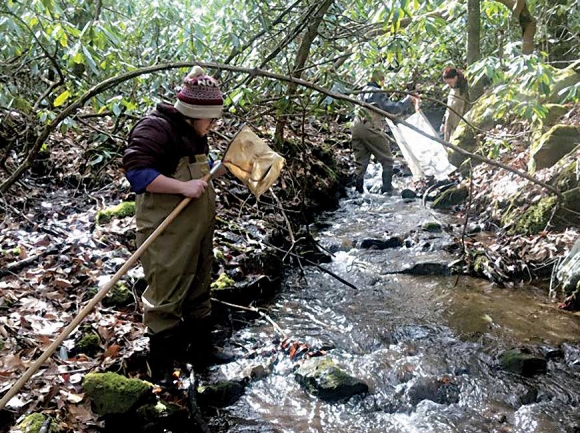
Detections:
440,67,470,142
352,70,420,194
123,66,230,382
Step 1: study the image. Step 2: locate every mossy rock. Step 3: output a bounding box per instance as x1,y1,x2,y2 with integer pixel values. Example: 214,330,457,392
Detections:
528,125,580,173
563,187,580,213
197,380,246,407
473,254,489,273
83,372,153,415
422,221,442,232
294,358,368,402
552,157,579,192
136,401,188,425
511,196,557,235
102,282,133,308
210,272,235,290
432,186,468,209
96,201,135,225
75,332,101,357
499,349,547,376
540,104,569,129
18,413,58,433
545,60,580,104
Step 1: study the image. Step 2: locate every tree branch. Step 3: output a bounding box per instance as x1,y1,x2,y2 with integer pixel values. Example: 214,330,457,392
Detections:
0,61,563,202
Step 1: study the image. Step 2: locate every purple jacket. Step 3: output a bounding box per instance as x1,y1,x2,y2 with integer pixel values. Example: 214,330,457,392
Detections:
123,103,208,193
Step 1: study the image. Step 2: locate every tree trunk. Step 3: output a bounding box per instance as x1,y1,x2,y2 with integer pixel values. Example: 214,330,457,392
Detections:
494,0,537,54
274,0,333,144
467,0,485,101
467,0,481,64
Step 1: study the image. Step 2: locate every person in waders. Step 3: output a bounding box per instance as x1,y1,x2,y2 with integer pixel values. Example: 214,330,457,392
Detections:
123,66,231,382
352,70,420,194
440,67,470,142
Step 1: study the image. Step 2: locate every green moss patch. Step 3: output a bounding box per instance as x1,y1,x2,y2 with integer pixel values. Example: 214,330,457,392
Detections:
512,196,557,235
96,201,135,225
75,332,101,357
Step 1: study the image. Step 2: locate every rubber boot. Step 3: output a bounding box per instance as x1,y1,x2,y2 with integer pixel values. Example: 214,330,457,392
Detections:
381,168,394,194
355,176,364,194
184,318,235,369
148,330,183,386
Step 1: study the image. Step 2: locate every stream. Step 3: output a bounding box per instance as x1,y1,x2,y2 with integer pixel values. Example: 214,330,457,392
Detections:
208,165,580,433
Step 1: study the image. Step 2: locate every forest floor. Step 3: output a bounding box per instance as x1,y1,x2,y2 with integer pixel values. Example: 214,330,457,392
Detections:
0,111,578,432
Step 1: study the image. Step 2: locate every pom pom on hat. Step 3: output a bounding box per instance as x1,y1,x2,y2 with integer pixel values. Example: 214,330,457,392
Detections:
174,66,224,119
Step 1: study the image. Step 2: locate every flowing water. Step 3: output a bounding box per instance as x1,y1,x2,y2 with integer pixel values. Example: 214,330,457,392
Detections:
210,166,580,433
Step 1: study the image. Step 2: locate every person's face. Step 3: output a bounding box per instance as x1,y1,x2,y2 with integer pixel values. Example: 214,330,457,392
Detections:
187,118,218,136
443,76,458,88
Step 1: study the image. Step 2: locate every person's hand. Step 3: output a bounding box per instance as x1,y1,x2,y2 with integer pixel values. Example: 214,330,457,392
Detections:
439,124,445,134
412,95,421,112
180,179,208,198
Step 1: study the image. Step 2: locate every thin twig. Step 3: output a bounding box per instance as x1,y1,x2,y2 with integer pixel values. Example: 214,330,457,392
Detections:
211,298,287,338
262,240,359,290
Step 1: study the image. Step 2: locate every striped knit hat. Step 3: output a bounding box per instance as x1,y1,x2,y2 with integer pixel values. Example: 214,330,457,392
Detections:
174,66,224,119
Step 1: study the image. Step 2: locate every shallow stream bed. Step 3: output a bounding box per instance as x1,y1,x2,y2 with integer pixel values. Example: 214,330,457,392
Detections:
209,168,580,433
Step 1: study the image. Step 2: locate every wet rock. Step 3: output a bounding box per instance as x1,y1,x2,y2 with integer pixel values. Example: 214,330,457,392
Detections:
432,186,468,209
538,345,564,360
197,379,246,407
136,401,189,430
400,262,452,276
401,189,417,199
242,363,272,382
294,358,368,402
422,221,442,232
499,349,547,376
83,372,153,415
360,237,404,250
562,343,580,368
406,376,460,405
557,238,580,294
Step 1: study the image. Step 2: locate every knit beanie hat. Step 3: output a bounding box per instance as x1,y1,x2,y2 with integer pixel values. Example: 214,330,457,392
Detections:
174,66,224,119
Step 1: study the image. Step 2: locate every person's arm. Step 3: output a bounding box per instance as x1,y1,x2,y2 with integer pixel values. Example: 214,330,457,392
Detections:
146,174,207,198
369,90,415,116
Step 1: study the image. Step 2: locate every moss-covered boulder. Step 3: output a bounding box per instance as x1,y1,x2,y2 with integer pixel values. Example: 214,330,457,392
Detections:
528,125,580,173
196,379,246,407
17,413,58,433
83,372,153,415
499,349,547,376
294,358,368,402
96,201,135,225
432,186,469,209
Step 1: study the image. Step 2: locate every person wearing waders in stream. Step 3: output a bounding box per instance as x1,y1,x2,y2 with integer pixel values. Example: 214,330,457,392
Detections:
352,70,420,194
440,67,470,142
123,66,233,383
